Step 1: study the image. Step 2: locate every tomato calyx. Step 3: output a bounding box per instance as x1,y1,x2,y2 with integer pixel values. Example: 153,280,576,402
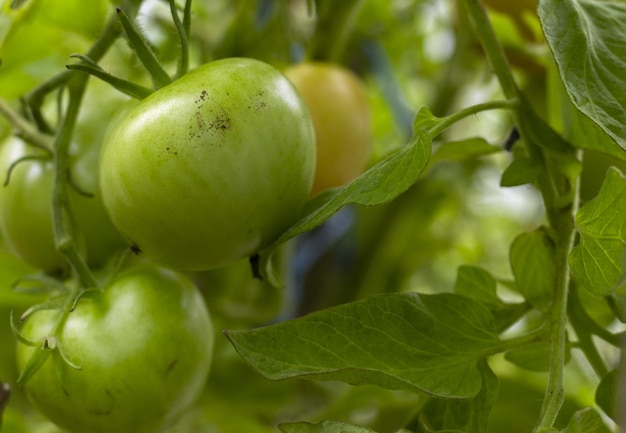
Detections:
12,309,83,386
10,277,97,385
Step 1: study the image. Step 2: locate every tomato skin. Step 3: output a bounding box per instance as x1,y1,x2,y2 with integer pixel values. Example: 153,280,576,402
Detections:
99,57,316,271
283,62,373,196
16,264,214,433
0,137,125,271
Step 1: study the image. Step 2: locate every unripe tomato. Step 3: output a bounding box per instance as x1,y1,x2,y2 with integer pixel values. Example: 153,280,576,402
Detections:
99,58,316,271
0,137,125,272
16,264,214,433
283,62,373,196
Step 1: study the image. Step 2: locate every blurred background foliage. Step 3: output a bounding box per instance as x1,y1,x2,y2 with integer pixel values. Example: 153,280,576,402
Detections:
1,0,622,432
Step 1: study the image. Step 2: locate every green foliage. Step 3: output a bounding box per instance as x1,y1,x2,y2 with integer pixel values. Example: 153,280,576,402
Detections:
1,0,625,432
561,408,612,433
570,168,626,297
510,230,556,312
538,0,626,154
227,292,502,398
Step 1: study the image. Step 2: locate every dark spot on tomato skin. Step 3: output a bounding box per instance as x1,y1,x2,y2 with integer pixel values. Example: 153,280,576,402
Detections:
249,254,262,281
209,112,231,132
196,90,208,102
165,360,178,377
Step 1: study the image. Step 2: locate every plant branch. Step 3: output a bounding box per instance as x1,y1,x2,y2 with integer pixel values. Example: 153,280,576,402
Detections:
531,198,578,431
494,325,548,354
329,0,367,63
24,0,140,132
116,7,172,89
428,99,518,138
459,1,580,431
169,0,191,78
0,99,53,151
48,0,143,288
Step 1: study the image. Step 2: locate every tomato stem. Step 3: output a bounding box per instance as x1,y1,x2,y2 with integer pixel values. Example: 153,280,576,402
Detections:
66,55,153,100
169,0,191,79
116,7,173,89
47,0,143,289
459,1,581,431
427,98,518,139
329,0,367,63
0,99,53,152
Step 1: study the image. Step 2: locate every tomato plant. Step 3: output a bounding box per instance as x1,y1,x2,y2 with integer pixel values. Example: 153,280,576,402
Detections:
0,137,125,272
284,62,373,196
100,57,316,271
16,264,214,433
0,1,625,433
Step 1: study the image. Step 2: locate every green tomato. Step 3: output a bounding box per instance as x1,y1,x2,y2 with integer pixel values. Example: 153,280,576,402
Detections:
100,57,316,270
0,137,126,272
16,264,214,433
283,62,373,197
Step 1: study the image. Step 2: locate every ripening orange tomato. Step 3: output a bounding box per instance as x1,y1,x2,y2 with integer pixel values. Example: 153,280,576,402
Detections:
284,62,373,196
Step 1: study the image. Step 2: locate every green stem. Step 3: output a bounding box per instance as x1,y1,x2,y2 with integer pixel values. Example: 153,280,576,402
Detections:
24,0,139,133
0,99,53,152
532,203,578,432
25,72,72,133
459,0,517,100
49,0,142,288
52,77,98,289
328,0,366,63
169,0,190,79
459,1,580,431
494,325,548,354
117,7,172,88
428,99,518,138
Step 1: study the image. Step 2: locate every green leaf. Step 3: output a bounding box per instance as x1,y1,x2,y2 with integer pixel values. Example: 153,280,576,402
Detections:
560,408,612,433
562,87,626,162
279,420,378,433
431,137,500,164
453,265,501,308
413,105,442,132
538,0,626,153
500,157,538,187
595,369,618,422
261,129,431,282
569,167,626,296
415,361,499,433
510,229,557,311
226,292,501,399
